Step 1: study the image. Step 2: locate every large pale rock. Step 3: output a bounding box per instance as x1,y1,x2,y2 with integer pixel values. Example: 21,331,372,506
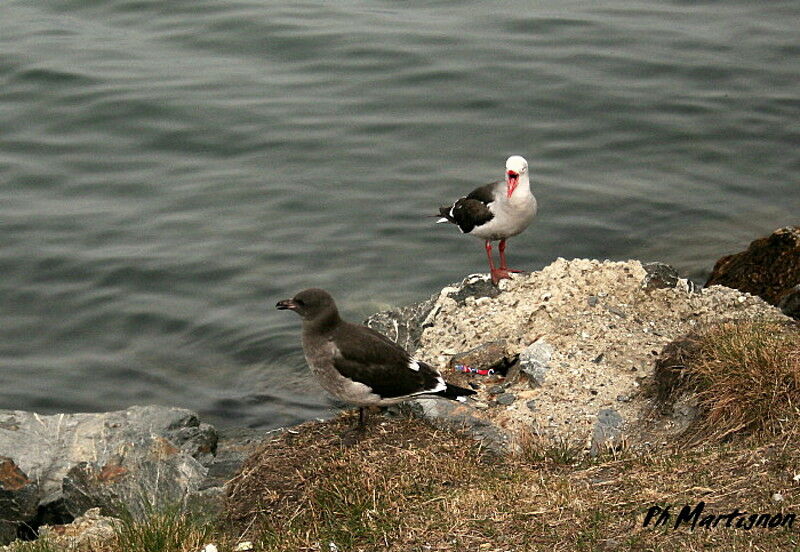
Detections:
0,406,217,543
398,258,789,454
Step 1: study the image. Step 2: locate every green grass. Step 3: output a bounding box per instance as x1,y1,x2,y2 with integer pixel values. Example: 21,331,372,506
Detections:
113,504,217,552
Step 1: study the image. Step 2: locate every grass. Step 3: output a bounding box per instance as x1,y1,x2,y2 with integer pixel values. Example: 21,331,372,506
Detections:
113,504,217,552
654,320,800,440
2,538,61,552
8,421,799,551
517,430,585,466
3,505,225,552
221,412,800,551
5,320,799,551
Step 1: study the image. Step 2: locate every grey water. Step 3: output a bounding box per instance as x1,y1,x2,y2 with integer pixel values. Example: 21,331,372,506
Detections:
1,0,798,430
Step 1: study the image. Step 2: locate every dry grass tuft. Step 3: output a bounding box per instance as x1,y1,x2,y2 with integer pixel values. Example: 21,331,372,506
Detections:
224,412,492,550
516,430,584,467
656,320,800,440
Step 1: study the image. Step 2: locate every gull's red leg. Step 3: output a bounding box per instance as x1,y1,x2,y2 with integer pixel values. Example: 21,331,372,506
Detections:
486,240,508,285
485,240,496,272
498,239,522,273
499,239,508,270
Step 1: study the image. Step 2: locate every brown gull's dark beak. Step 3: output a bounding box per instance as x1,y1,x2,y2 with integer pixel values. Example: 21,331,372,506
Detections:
276,299,297,311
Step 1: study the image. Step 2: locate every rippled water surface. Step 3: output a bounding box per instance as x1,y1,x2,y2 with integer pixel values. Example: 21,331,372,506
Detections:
1,0,798,429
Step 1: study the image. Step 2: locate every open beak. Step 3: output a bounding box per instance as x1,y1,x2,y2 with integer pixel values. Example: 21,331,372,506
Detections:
276,298,297,311
506,170,519,198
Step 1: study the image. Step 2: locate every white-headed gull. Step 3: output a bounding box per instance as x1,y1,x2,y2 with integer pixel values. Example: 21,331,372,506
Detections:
437,155,538,284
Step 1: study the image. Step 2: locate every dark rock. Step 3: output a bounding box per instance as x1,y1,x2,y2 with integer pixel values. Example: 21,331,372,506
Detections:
587,295,599,307
778,285,800,319
0,406,219,543
444,275,501,304
163,416,218,465
705,226,800,316
652,336,701,403
496,394,516,406
526,400,537,412
642,262,683,290
605,305,627,318
0,457,39,543
519,340,554,388
590,409,625,457
487,385,505,395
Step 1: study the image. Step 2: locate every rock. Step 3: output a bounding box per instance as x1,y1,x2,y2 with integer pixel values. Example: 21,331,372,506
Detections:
778,285,800,319
0,457,39,544
652,336,701,402
36,508,120,550
202,427,264,491
365,274,500,354
642,262,681,290
525,400,537,412
440,274,502,305
61,445,206,520
404,399,510,454
487,385,505,395
705,226,800,317
519,340,554,388
406,258,789,456
364,297,436,354
590,409,625,457
496,394,516,406
0,406,219,543
605,305,627,318
448,341,517,376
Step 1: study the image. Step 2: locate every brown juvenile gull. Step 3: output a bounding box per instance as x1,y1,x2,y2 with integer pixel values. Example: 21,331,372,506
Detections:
437,155,538,284
276,288,475,427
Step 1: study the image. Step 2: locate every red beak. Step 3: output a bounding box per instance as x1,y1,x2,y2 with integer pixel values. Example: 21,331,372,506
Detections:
506,170,519,198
